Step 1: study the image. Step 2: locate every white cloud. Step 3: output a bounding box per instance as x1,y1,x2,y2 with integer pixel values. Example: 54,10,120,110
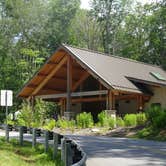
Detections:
80,0,91,9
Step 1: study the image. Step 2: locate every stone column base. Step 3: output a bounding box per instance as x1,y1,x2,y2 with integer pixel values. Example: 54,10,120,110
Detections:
64,112,75,120
105,110,116,118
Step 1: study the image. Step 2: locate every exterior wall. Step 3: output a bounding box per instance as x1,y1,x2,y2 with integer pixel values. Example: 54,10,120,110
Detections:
117,99,137,116
145,86,166,109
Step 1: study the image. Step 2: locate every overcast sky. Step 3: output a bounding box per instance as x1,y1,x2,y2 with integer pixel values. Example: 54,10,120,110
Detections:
80,0,156,9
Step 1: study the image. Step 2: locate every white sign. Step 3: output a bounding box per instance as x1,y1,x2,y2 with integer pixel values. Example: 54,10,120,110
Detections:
0,90,13,106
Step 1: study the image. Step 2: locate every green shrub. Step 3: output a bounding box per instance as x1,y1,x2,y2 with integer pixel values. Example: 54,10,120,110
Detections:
124,114,137,127
146,106,161,124
17,102,33,127
98,111,108,127
98,111,115,128
137,127,151,138
76,112,94,128
116,117,125,127
153,110,166,129
56,119,69,129
146,106,166,129
136,113,147,126
108,117,115,129
67,120,76,131
43,119,56,130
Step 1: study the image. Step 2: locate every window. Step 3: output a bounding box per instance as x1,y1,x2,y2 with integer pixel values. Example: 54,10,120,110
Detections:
150,72,166,81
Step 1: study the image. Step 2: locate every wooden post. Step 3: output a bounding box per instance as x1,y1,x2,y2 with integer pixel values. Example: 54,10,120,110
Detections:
44,130,49,153
66,56,72,113
59,99,63,116
53,133,58,159
19,126,23,146
137,95,144,112
106,90,109,109
65,142,73,166
108,90,115,110
99,83,102,99
5,124,9,142
32,128,36,148
61,138,66,162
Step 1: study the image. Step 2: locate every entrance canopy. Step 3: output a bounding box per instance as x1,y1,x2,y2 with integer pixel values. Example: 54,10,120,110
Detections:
17,44,166,116
18,44,166,99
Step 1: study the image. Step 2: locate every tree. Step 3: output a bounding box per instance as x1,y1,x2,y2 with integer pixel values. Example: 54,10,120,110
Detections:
91,0,132,54
45,0,80,52
69,9,103,51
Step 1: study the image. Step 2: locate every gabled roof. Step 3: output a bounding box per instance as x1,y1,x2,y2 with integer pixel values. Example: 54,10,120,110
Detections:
64,45,166,90
18,44,166,98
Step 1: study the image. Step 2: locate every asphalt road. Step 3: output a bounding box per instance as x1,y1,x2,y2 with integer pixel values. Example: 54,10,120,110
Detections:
67,135,166,166
0,130,166,166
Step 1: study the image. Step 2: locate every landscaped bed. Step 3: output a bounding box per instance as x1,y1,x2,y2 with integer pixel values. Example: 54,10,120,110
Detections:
0,137,63,166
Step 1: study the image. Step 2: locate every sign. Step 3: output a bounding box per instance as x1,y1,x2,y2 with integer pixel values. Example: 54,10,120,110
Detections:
0,90,13,106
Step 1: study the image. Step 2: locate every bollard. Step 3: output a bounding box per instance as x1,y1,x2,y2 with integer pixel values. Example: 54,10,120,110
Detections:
5,124,9,142
44,130,49,153
32,128,36,148
19,126,23,146
61,138,66,162
53,133,58,159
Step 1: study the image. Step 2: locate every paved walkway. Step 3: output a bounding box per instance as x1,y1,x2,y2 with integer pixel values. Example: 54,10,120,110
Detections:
67,135,166,166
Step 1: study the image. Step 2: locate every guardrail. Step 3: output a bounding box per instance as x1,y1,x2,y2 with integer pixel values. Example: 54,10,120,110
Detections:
0,124,87,166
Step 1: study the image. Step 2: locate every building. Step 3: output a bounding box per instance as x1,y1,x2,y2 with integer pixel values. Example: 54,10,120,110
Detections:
18,44,166,120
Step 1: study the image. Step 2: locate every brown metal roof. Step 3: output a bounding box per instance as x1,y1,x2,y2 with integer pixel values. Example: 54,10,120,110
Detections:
18,44,166,98
64,44,166,91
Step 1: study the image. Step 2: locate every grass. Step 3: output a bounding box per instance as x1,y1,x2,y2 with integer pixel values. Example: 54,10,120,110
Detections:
0,137,63,166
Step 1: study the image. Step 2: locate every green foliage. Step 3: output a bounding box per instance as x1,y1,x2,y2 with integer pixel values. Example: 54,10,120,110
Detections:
116,117,125,127
146,106,161,124
97,111,115,128
146,106,166,129
17,102,33,127
124,114,137,127
76,112,94,128
136,113,147,126
56,119,75,130
0,138,62,166
108,117,115,129
98,111,109,127
17,99,57,128
136,126,166,141
43,119,56,131
56,119,68,129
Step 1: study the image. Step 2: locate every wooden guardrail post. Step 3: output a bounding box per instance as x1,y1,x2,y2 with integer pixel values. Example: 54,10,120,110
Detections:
32,128,36,148
53,132,58,159
65,141,73,166
5,124,9,142
44,130,49,153
19,126,23,146
61,138,66,162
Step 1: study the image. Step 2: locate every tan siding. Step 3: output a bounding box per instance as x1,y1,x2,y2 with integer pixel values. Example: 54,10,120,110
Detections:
145,86,166,109
118,99,137,115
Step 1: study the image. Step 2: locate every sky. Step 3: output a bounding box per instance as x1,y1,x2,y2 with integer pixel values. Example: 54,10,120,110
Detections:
80,0,155,9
